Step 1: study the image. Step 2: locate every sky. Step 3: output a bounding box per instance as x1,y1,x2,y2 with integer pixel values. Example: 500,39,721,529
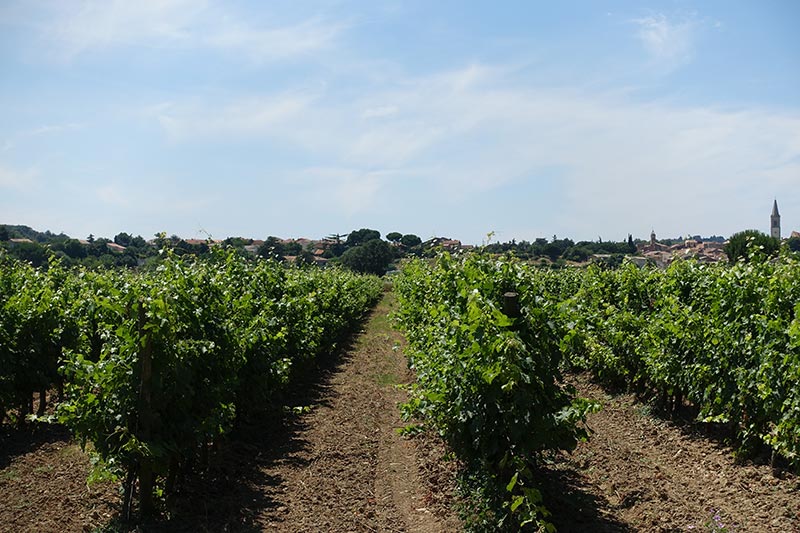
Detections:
1,1,798,245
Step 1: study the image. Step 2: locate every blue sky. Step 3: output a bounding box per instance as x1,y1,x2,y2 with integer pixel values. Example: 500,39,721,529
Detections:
1,1,798,244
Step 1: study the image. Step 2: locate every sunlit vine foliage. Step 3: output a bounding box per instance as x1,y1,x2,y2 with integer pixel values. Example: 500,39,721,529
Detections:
0,248,382,519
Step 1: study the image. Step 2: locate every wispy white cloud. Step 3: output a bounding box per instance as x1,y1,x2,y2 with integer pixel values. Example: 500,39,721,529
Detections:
42,0,202,58
632,13,695,72
295,167,393,217
3,2,797,243
1,123,83,152
24,123,83,137
155,92,319,141
29,0,345,63
151,63,800,238
207,17,347,63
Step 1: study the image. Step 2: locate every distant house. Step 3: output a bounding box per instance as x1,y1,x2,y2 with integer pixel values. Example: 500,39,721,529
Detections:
625,256,649,268
9,238,34,245
106,242,126,253
637,230,728,267
424,237,465,251
279,238,310,249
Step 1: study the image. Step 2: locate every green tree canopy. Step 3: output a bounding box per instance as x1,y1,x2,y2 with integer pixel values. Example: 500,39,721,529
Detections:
346,228,381,248
257,236,285,260
63,239,87,259
223,236,252,248
283,241,303,256
563,246,590,262
339,238,393,275
85,238,110,257
400,234,422,247
295,250,316,265
11,241,49,267
725,229,780,263
114,232,133,247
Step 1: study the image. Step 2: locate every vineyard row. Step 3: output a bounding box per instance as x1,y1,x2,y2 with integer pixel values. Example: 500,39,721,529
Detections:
395,253,800,531
0,249,383,519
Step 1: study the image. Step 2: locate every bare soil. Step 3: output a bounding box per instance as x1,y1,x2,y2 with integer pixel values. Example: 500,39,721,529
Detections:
247,290,461,532
2,295,799,532
0,424,119,532
541,374,800,532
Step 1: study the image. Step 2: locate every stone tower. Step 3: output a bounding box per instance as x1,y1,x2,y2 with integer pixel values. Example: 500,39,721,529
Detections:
771,200,781,240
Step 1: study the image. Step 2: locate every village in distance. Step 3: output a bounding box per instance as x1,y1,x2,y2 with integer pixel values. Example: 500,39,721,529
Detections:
2,200,798,275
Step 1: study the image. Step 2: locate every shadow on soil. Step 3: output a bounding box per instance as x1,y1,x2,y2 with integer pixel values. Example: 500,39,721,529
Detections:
586,373,790,473
121,324,367,532
578,373,744,456
538,465,632,533
0,422,72,471
576,371,796,480
663,410,794,473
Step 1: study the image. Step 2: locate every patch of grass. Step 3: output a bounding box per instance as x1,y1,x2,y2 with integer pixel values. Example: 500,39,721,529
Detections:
635,402,654,418
368,312,392,331
0,468,19,482
396,424,424,436
59,444,84,458
377,372,400,386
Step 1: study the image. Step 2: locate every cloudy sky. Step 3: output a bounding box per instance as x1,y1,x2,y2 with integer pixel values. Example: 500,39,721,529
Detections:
1,1,798,244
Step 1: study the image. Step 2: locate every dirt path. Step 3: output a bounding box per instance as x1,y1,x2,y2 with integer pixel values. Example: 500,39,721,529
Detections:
252,290,460,532
543,374,800,532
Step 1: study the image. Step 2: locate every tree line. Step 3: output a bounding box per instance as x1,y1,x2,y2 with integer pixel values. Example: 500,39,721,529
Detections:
0,224,426,276
4,223,798,274
483,235,637,264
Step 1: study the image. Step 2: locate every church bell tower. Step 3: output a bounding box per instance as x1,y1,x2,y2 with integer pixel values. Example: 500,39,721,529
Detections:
771,200,781,240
